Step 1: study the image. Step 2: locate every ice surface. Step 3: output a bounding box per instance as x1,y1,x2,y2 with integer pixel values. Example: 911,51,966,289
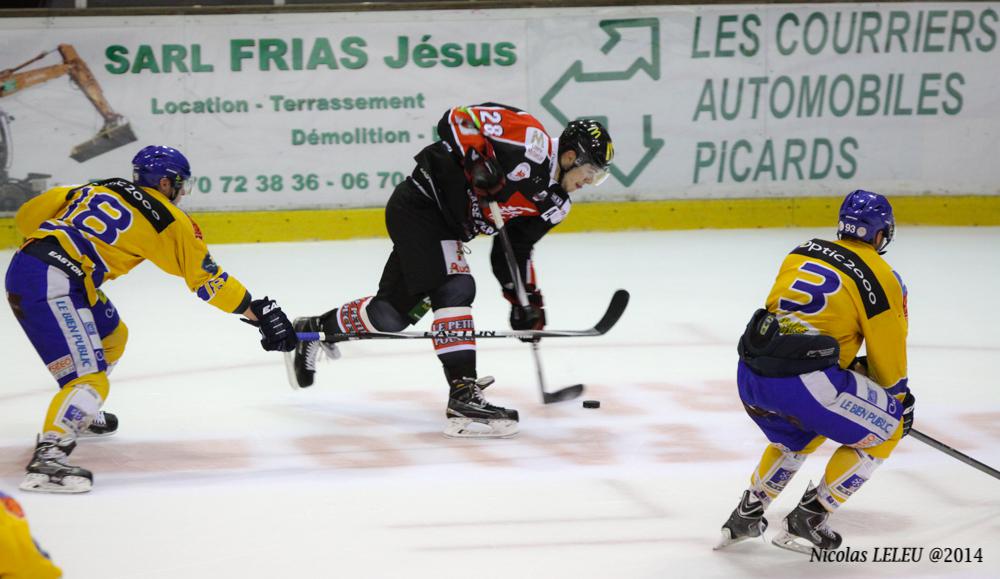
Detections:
2,228,998,578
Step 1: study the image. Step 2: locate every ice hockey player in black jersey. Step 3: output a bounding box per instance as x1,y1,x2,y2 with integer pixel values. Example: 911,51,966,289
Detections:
286,103,614,438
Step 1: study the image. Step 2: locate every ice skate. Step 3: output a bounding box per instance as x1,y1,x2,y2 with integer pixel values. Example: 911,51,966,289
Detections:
20,438,93,494
285,316,340,390
444,376,519,439
772,484,842,554
79,411,118,438
715,490,769,549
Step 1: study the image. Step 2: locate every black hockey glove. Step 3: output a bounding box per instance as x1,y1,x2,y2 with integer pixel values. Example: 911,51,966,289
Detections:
899,391,915,437
504,285,545,341
464,147,505,200
242,297,298,352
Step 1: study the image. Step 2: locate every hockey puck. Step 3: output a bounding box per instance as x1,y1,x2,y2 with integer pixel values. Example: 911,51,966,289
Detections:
583,400,601,409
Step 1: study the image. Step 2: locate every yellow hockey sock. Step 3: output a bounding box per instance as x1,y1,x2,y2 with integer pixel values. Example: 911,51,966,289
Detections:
41,373,109,440
817,446,882,511
748,438,822,507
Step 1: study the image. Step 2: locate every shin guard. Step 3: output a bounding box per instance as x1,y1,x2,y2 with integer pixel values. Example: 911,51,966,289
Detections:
750,444,809,508
42,373,108,441
431,307,476,381
817,446,883,511
332,297,376,333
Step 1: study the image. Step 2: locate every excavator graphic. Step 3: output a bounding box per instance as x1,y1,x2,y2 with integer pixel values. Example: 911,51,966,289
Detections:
0,44,137,211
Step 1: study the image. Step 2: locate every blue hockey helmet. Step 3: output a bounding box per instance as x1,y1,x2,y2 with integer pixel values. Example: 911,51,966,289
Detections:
132,145,191,200
838,189,895,253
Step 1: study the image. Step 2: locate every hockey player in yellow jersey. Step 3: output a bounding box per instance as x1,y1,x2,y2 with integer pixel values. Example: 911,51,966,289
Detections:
5,145,298,494
715,190,915,553
0,490,62,578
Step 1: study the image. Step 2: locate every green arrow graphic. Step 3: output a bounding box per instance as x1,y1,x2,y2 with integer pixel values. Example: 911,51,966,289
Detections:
540,18,663,187
599,18,661,80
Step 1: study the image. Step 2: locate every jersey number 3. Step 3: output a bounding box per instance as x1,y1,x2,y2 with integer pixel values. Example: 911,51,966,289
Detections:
779,262,841,315
60,188,134,245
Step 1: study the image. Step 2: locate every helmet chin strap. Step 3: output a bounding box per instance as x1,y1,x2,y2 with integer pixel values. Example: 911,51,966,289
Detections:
556,151,573,188
168,184,186,203
875,229,891,254
157,178,181,202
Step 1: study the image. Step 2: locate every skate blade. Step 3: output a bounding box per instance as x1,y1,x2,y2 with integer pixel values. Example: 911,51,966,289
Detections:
443,418,519,439
714,528,741,550
283,351,302,390
714,520,768,550
20,474,92,494
771,531,814,555
283,350,316,391
714,528,756,550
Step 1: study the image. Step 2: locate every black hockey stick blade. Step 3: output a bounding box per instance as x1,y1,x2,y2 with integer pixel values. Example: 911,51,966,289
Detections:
910,428,1000,480
542,383,584,403
593,289,630,335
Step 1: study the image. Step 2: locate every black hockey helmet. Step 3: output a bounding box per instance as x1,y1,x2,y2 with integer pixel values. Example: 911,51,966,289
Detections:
558,119,614,185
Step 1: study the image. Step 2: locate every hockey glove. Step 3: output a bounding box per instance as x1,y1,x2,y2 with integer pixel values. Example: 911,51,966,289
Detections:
899,391,915,437
504,285,545,342
464,147,505,200
243,297,298,352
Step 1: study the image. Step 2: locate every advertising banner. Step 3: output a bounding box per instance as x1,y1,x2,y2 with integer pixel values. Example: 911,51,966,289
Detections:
0,3,997,213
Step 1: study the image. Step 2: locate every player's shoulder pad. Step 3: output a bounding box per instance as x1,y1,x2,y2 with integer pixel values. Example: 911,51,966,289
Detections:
791,238,891,319
95,178,176,233
44,184,81,201
522,123,551,165
474,102,524,113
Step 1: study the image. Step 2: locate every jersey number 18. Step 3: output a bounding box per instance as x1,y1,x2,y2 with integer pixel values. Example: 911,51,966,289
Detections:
60,188,134,245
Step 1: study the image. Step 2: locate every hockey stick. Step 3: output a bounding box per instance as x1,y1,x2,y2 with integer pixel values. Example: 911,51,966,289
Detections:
910,428,1000,481
296,289,629,342
487,199,588,404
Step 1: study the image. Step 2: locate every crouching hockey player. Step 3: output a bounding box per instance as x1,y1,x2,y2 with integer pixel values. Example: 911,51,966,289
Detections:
716,190,915,553
287,103,614,438
6,146,297,493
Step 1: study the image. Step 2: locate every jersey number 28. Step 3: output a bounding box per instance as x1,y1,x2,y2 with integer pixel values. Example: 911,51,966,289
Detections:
480,110,503,137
